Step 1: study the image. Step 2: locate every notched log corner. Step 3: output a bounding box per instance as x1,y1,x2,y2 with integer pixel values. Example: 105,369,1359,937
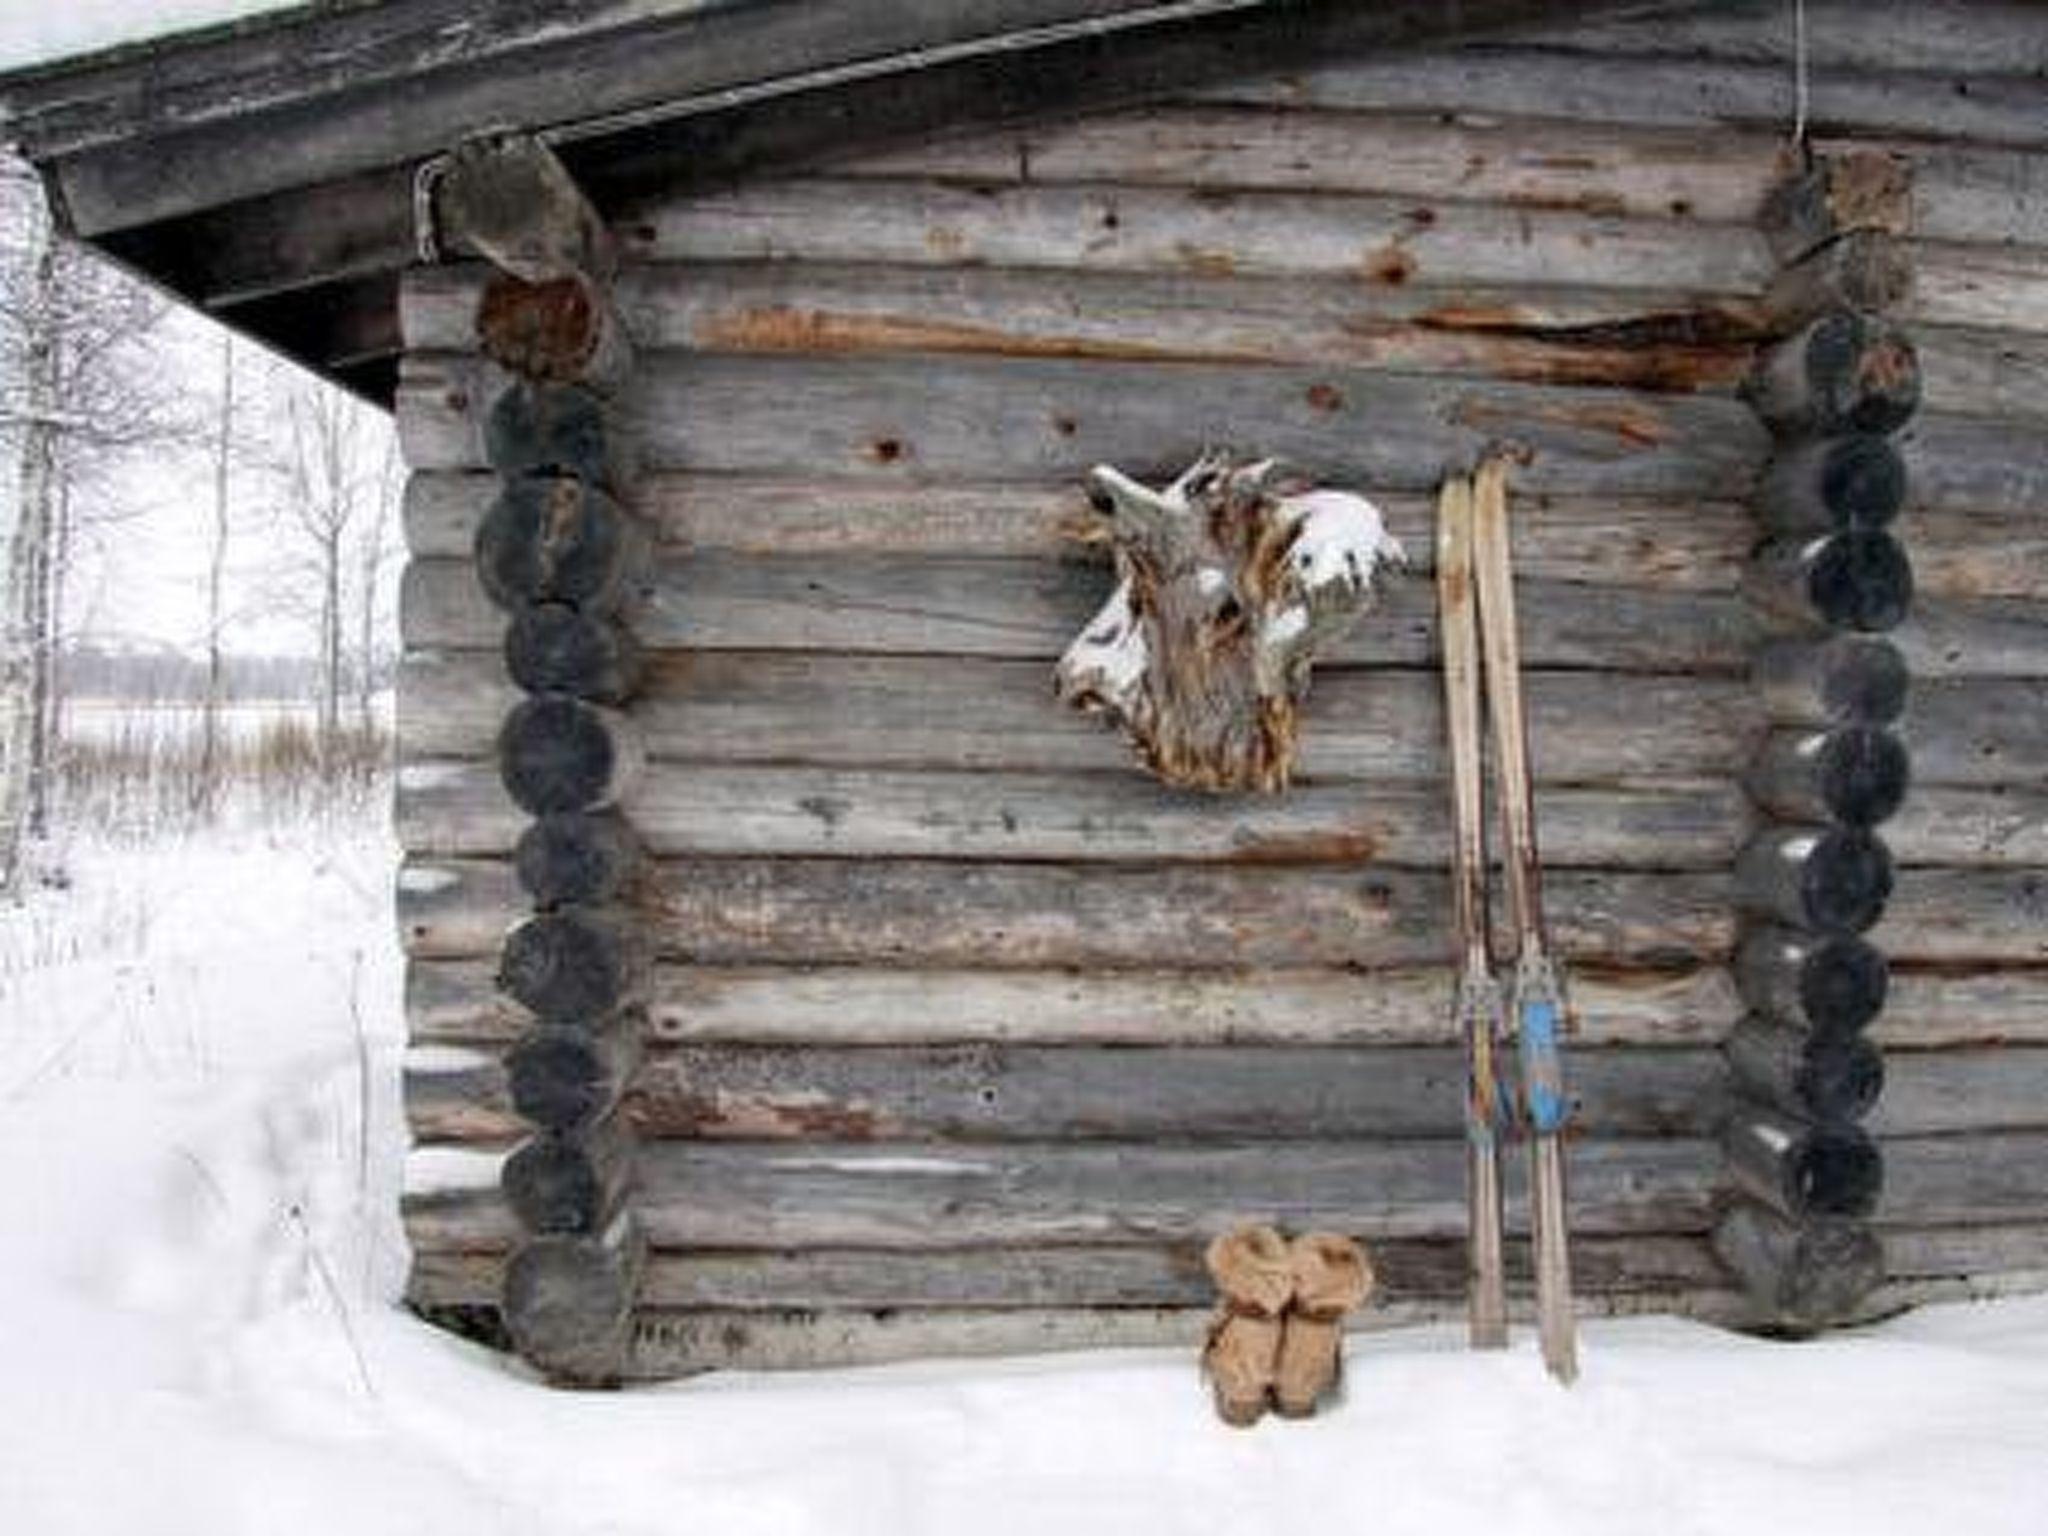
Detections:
1054,453,1404,792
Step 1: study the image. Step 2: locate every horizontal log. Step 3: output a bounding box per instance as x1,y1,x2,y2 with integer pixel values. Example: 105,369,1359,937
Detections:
397,651,1765,777
1744,313,1920,438
504,605,642,704
1724,1110,1884,1220
1751,636,1907,727
497,908,647,1023
1742,726,1910,827
404,552,1758,671
402,261,1766,396
502,1217,642,1386
408,1136,1718,1249
1879,970,2048,1048
399,349,1772,497
405,469,1761,587
400,856,1735,970
1734,926,1889,1036
1884,787,2048,870
1733,826,1895,936
514,811,648,909
1724,1019,1885,1123
401,262,2048,426
1872,870,2048,963
1745,532,1914,636
1712,1204,1882,1328
503,1118,633,1236
1754,436,1906,535
418,1042,1729,1144
407,960,1744,1049
403,1130,2048,1252
497,695,641,816
625,176,1776,295
472,475,648,616
398,761,1748,868
410,1233,1735,1312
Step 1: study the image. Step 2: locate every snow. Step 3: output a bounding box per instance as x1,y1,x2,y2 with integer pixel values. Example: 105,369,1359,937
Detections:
4,817,2048,1535
0,1,300,74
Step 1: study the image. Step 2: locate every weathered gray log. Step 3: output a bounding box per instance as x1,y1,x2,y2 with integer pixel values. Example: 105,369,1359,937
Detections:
1753,435,1907,534
474,474,647,615
400,759,1748,870
501,1216,643,1386
405,552,1759,671
404,349,1770,496
434,132,615,286
1752,635,1907,726
1744,312,1919,437
405,856,1735,969
1735,925,1888,1035
1881,970,2048,1049
407,959,1743,1049
477,273,631,389
1765,232,1913,331
412,1232,1737,1312
1761,151,1914,266
1742,725,1910,827
497,907,648,1022
1745,532,1914,635
1724,1018,1885,1123
484,381,626,489
514,811,647,908
1873,871,2048,965
402,1051,509,1143
503,1118,633,1235
505,604,643,703
507,1024,642,1133
426,1137,1723,1248
1733,826,1894,935
399,648,1763,777
497,695,642,815
1724,1108,1884,1220
1712,1203,1883,1328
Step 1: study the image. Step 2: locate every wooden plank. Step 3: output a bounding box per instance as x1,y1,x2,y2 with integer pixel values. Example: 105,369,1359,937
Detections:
397,761,1748,867
1886,788,2048,870
403,465,1759,587
411,1042,1733,1144
1907,240,2048,335
400,551,1757,672
397,855,1736,969
1872,870,2048,964
1196,45,2048,151
1880,970,2048,1049
407,958,1743,1049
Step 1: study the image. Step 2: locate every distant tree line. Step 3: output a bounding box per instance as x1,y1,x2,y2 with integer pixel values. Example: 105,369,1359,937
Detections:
57,642,395,704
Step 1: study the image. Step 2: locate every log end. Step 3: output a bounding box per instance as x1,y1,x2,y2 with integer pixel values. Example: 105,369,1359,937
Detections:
502,1222,644,1385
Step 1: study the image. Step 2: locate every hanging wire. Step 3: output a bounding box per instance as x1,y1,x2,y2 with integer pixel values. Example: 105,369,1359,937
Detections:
1790,0,1812,153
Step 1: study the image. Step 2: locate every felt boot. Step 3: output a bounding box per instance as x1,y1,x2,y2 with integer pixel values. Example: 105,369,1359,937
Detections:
1200,1224,1296,1427
1274,1232,1375,1418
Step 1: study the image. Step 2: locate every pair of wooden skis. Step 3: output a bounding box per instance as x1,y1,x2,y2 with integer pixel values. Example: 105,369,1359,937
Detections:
1436,458,1578,1383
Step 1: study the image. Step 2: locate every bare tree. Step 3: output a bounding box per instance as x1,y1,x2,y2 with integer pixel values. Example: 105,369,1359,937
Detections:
354,433,402,739
197,332,236,811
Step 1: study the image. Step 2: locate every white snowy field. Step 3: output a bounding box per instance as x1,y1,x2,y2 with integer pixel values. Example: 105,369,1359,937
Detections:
2,818,2047,1536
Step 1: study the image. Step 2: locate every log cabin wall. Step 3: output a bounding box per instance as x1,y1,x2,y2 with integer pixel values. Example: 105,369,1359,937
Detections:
392,2,2048,1375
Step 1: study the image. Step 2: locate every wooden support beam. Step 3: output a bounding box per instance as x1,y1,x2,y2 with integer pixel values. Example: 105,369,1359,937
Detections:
433,133,615,287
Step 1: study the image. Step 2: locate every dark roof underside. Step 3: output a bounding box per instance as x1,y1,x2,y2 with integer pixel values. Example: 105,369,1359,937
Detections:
0,0,1709,405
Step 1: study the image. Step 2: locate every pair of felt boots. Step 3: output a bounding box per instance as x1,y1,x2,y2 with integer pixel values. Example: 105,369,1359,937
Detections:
1200,1226,1375,1427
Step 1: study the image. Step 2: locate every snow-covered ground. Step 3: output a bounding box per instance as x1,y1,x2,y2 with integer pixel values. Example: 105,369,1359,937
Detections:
2,815,2046,1535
